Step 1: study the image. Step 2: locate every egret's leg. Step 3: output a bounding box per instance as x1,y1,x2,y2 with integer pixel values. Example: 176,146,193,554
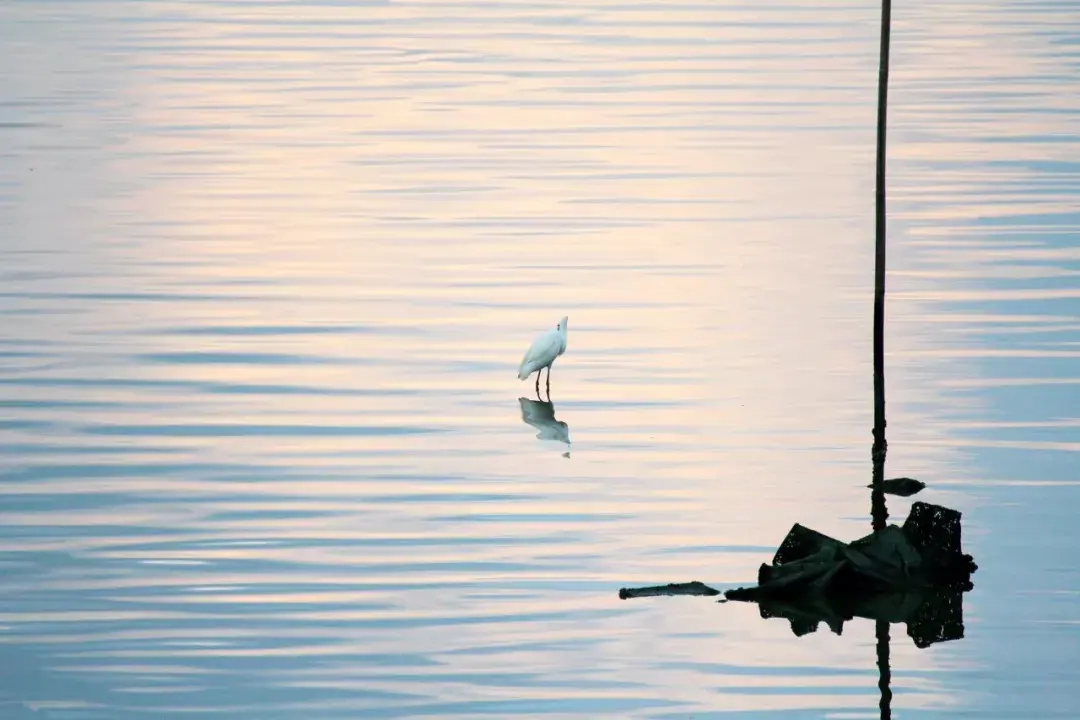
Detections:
545,366,551,396
535,371,541,397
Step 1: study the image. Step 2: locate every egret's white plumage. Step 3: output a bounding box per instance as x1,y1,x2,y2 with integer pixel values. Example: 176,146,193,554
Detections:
517,316,568,395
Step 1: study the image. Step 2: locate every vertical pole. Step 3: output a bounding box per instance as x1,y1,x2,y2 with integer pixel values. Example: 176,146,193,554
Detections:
873,4,894,719
873,0,892,464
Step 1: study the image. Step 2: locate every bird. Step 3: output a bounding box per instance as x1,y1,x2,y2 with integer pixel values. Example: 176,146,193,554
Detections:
517,316,568,399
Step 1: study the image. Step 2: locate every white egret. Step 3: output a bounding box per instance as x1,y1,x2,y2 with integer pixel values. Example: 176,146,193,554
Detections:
517,316,568,398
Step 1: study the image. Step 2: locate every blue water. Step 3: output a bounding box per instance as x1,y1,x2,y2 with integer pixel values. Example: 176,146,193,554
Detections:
1,1,1078,717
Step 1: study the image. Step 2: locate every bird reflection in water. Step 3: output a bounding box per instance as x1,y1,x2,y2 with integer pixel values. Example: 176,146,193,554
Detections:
518,397,571,457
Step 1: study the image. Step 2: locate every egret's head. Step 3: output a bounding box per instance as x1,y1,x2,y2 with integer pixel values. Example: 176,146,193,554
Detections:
558,316,568,332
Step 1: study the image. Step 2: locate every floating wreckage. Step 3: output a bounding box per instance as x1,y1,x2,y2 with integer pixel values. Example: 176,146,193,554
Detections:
620,501,977,647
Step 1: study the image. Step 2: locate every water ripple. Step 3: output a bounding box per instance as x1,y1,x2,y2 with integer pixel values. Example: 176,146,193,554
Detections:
2,0,1079,718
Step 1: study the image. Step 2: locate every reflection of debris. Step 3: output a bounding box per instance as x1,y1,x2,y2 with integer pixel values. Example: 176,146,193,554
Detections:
734,583,967,648
724,502,976,647
619,581,719,599
868,477,926,497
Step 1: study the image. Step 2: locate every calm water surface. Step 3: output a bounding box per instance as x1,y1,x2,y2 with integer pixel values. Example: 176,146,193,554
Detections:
1,1,1079,717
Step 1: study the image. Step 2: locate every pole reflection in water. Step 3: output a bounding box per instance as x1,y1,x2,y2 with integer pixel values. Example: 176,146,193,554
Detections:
877,617,893,719
873,440,893,719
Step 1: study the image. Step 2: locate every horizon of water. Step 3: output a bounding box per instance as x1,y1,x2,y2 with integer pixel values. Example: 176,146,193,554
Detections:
1,1,1079,718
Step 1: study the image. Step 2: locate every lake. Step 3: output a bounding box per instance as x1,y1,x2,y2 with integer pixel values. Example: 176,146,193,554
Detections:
1,0,1078,717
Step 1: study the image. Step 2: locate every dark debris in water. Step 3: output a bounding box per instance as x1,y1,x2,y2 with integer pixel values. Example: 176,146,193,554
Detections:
869,476,927,497
618,581,719,599
619,502,977,648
